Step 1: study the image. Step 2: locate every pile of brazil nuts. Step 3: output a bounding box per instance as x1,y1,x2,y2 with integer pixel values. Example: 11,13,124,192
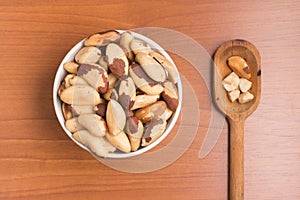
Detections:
222,56,254,103
58,30,180,157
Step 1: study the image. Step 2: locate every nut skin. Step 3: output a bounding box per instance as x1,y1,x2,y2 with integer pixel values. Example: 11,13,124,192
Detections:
94,103,107,117
73,130,116,158
135,101,167,123
103,88,118,101
227,56,251,80
78,114,108,137
84,30,120,47
135,52,167,83
75,46,101,64
63,62,80,74
149,51,179,84
62,103,73,120
60,85,102,106
77,64,109,94
58,81,67,97
161,80,179,112
106,99,126,135
141,118,167,147
129,63,163,95
118,76,136,116
105,131,131,153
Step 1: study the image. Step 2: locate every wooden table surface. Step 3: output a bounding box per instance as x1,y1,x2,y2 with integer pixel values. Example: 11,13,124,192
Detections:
0,1,299,199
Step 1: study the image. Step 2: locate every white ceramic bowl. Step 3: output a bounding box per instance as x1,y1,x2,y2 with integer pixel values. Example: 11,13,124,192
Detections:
53,30,182,158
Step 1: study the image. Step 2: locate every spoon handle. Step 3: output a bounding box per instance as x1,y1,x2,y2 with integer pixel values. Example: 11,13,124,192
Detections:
228,118,245,200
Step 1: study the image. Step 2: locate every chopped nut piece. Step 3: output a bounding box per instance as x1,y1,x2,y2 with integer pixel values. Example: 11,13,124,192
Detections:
222,72,240,92
238,91,254,104
228,89,240,102
239,78,252,92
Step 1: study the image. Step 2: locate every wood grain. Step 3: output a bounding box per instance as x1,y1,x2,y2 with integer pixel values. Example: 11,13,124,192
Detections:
0,0,299,199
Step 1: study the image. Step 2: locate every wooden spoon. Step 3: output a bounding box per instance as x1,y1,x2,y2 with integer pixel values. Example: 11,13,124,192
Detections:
213,39,261,200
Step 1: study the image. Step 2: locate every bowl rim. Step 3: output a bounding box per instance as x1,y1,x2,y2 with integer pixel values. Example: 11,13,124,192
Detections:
53,30,182,158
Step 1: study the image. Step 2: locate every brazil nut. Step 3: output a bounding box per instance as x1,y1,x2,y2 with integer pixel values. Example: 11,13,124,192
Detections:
129,63,163,95
73,130,116,158
141,118,167,147
75,46,101,64
78,114,108,137
106,99,126,135
77,64,109,94
135,101,167,123
135,52,166,83
84,30,120,47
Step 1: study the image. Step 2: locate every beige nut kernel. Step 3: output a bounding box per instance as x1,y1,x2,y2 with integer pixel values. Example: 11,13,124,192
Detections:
238,91,254,104
105,131,131,153
129,63,163,95
84,30,120,47
161,80,179,112
228,89,240,102
130,94,160,110
106,99,126,135
227,56,251,79
69,105,96,116
65,117,84,133
126,117,144,152
135,53,167,83
149,51,180,84
60,85,102,105
75,46,101,64
77,64,109,94
130,39,152,55
63,62,79,74
73,130,116,158
78,114,108,137
239,78,252,92
142,118,167,147
135,101,167,123
108,73,118,89
120,31,134,61
98,56,109,71
69,76,88,86
64,74,88,88
158,107,173,121
62,104,98,119
222,72,240,92
64,74,74,88
106,43,129,78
